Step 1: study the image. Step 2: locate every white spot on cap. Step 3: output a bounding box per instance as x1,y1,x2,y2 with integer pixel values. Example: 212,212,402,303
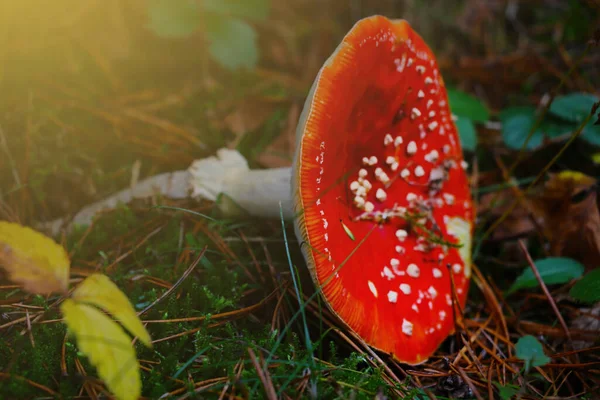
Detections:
394,136,403,147
411,107,422,120
354,196,365,208
395,230,407,241
388,291,398,303
395,245,405,254
428,286,438,299
383,266,395,280
400,283,411,295
350,181,360,191
446,293,452,306
376,188,387,202
443,193,455,205
359,169,367,178
402,319,414,336
376,171,389,184
424,76,433,85
412,304,419,312
427,99,433,109
369,156,378,165
428,121,439,131
433,268,442,278
407,141,417,154
407,264,420,278
395,54,407,72
439,310,446,320
400,168,410,178
390,259,402,275
453,263,462,273
385,156,395,165
414,165,425,177
364,201,374,212
416,65,426,74
406,193,417,202
368,281,378,298
418,90,425,98
384,133,393,146
424,150,439,164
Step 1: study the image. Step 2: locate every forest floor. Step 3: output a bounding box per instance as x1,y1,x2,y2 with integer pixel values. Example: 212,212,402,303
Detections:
0,0,599,399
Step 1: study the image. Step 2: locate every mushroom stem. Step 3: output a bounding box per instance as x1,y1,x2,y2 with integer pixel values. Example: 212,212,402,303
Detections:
39,170,190,235
39,148,293,235
188,148,293,219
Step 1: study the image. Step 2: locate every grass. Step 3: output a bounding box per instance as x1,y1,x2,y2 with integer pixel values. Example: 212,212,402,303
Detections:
1,0,600,399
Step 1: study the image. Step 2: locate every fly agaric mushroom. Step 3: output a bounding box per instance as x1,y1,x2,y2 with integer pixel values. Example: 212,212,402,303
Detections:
288,15,474,364
42,16,473,365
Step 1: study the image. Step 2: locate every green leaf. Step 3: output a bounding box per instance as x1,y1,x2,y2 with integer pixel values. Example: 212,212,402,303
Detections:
549,93,599,123
500,107,543,150
147,0,201,38
508,257,585,294
493,382,519,400
581,122,600,146
204,16,259,70
202,0,270,20
569,269,600,304
515,335,550,371
447,89,490,122
500,107,572,150
455,116,477,151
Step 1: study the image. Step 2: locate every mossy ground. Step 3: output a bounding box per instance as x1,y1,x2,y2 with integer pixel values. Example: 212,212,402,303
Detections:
1,0,599,399
1,204,421,399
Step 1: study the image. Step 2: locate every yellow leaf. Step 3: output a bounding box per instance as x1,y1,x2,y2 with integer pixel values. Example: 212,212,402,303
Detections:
556,170,595,185
61,299,141,400
0,221,69,294
72,274,152,347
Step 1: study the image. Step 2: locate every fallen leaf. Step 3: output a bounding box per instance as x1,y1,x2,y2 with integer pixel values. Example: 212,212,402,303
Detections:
478,188,537,241
0,221,69,294
72,274,152,347
531,171,600,270
61,299,141,400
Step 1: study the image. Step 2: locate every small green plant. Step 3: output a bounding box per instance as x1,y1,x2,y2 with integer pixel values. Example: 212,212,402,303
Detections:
507,257,585,294
570,268,600,303
493,382,520,400
147,0,270,70
515,335,551,372
447,87,490,151
501,92,600,149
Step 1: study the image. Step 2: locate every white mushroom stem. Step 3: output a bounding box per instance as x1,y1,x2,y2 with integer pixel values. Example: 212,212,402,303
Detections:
39,148,293,235
188,148,293,219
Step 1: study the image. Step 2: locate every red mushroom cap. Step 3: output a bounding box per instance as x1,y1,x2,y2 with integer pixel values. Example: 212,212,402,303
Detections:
292,16,474,365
